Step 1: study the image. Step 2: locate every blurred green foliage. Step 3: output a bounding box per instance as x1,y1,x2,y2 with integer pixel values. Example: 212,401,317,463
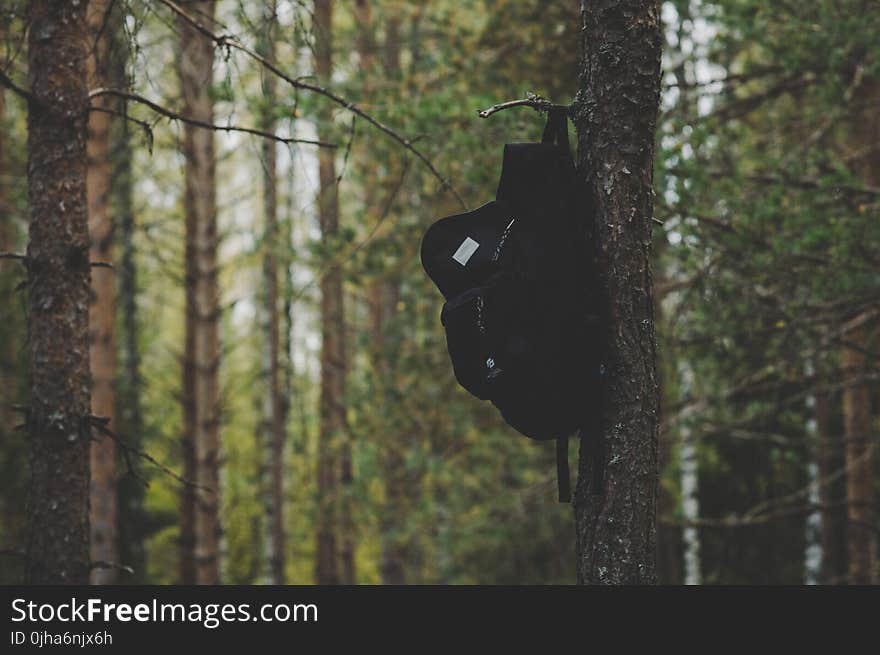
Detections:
0,0,877,584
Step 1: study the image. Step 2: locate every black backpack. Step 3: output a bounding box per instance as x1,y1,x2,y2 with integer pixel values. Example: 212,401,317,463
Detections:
420,108,603,502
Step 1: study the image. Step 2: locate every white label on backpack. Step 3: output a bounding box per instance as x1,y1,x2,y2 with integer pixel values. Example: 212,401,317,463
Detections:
452,237,480,266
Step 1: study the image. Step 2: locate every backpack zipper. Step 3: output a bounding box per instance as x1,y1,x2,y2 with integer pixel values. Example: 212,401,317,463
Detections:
491,217,516,262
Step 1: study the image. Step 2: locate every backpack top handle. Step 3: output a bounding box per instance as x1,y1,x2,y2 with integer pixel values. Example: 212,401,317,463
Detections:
541,105,570,152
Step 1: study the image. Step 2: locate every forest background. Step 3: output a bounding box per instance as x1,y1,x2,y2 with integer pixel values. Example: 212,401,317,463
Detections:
0,0,877,585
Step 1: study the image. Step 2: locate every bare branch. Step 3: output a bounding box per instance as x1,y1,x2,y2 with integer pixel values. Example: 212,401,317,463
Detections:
89,105,156,153
152,0,466,209
292,157,413,304
479,95,663,226
0,252,27,262
0,68,32,103
89,415,212,493
477,93,563,119
2,252,113,269
89,88,335,147
667,165,880,198
661,501,880,532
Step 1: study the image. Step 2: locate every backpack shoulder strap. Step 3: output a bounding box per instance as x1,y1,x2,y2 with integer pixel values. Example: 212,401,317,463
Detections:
556,435,571,503
543,107,575,504
541,105,570,152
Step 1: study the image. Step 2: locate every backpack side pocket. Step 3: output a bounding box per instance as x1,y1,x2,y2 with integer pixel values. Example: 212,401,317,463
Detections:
440,287,496,401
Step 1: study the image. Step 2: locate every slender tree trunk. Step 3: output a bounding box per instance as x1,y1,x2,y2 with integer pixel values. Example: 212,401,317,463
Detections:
180,246,197,585
115,114,146,582
24,0,91,584
0,13,13,467
358,8,410,586
680,424,701,585
281,122,295,499
108,10,144,581
841,79,879,585
842,319,876,584
178,0,221,585
653,244,682,585
813,367,844,583
656,433,682,584
0,15,9,257
674,362,701,585
371,282,408,585
314,0,346,585
86,0,119,586
257,0,287,585
572,0,663,584
803,361,823,584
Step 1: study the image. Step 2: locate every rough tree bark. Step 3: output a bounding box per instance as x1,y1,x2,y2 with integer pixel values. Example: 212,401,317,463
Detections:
257,0,287,585
178,0,221,585
86,0,119,586
24,0,91,584
314,0,348,585
571,0,663,585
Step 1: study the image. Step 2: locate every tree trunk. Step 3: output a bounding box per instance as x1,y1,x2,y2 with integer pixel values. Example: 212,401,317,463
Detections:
314,0,347,585
803,360,823,584
371,282,408,585
810,360,843,584
842,319,876,584
841,79,879,585
572,0,663,585
679,421,701,585
353,0,403,586
115,113,146,582
653,246,682,585
0,12,16,489
104,6,144,582
24,0,91,584
257,0,287,585
86,0,119,586
676,362,701,585
368,10,411,586
0,14,9,258
178,0,221,585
